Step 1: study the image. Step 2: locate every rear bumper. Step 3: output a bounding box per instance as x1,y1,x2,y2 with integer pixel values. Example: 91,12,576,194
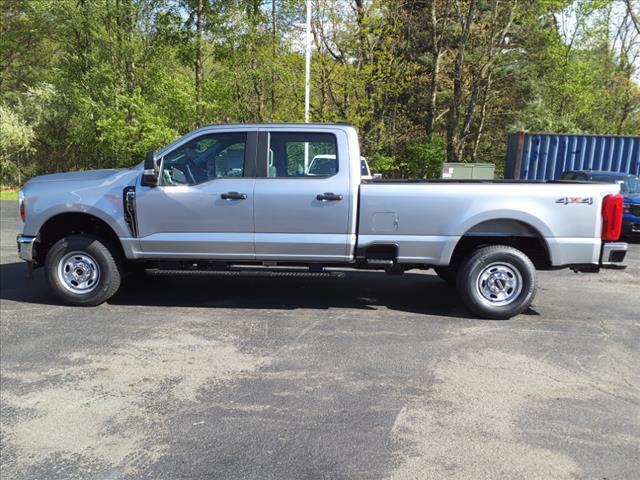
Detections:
16,235,37,262
600,242,627,269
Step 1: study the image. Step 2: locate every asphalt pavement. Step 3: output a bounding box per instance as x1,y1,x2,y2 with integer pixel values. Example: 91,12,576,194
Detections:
1,200,638,480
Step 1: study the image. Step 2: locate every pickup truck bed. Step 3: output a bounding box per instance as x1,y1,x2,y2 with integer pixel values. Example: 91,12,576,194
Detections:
358,181,615,267
16,123,627,319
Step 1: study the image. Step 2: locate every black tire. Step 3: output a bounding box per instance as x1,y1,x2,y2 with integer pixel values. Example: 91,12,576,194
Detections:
456,245,536,320
434,266,457,285
45,234,122,306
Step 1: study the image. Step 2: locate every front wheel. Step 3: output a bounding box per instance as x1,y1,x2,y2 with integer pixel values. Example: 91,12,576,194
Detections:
456,245,537,320
45,234,122,306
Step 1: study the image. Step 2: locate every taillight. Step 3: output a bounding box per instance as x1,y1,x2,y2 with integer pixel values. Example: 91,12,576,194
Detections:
19,193,26,223
601,194,623,241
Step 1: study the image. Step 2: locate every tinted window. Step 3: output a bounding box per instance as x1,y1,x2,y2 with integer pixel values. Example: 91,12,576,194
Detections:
161,132,247,185
267,132,338,178
588,174,624,182
560,172,586,180
361,159,370,176
626,177,640,194
307,156,337,176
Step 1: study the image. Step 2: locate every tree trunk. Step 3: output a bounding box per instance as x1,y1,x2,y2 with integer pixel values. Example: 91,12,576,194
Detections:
446,0,476,163
195,0,204,127
625,0,640,35
425,0,440,139
471,72,492,162
123,0,135,125
271,0,276,116
253,56,264,122
459,75,482,158
354,0,373,139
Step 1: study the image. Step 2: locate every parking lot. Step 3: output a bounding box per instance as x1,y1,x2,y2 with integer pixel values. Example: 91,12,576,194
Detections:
1,199,638,479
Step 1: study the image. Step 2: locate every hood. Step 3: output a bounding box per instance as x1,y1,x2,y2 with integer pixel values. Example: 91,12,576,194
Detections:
22,168,142,199
26,169,129,184
624,194,640,203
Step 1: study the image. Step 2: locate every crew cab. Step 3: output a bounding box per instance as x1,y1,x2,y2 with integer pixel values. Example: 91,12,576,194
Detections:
17,124,627,319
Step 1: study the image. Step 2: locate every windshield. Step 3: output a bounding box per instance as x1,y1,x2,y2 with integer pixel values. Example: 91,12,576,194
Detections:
589,174,640,195
624,176,640,194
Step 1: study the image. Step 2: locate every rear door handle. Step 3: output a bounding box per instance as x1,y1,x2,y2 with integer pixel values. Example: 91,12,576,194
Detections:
221,192,247,200
316,192,343,201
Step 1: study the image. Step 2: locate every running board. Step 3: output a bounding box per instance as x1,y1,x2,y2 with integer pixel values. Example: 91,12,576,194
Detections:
145,268,343,279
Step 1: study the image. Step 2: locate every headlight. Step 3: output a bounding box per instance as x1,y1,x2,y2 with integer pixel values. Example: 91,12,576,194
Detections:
18,190,25,223
623,203,630,214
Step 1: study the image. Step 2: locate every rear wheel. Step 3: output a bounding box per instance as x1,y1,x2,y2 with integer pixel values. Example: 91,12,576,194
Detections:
456,245,536,320
45,234,122,306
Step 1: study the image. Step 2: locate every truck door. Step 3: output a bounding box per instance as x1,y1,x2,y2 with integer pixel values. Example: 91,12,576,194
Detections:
253,129,353,262
135,130,256,259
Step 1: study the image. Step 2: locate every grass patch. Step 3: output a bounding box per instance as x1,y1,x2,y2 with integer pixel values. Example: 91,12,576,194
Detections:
0,189,19,201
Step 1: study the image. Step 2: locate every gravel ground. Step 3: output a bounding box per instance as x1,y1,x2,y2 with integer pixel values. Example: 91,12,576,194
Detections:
1,200,638,480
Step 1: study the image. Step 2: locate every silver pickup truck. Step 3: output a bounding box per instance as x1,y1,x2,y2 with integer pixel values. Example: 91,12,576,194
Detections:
16,124,627,319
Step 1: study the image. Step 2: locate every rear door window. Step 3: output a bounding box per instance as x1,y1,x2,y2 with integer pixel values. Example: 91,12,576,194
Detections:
266,132,338,178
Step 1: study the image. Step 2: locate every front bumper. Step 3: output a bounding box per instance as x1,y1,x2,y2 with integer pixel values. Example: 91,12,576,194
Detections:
16,235,37,262
622,210,640,234
600,242,627,269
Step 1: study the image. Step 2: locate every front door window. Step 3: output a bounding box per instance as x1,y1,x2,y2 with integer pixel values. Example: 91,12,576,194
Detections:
161,133,247,185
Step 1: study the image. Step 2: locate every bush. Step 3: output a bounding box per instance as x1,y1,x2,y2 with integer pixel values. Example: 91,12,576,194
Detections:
367,153,404,177
404,137,447,179
0,105,34,187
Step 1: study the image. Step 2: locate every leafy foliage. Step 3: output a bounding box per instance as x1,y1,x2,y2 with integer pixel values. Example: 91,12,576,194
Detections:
404,137,447,179
0,0,638,187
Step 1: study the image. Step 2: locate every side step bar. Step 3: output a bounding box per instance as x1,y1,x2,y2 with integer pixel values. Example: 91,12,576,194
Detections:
145,268,344,279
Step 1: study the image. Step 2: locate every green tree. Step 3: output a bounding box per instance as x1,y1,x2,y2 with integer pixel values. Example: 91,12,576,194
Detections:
0,0,637,186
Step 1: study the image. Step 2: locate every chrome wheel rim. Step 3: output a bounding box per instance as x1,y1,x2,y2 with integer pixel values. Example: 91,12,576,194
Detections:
476,262,522,307
57,251,100,294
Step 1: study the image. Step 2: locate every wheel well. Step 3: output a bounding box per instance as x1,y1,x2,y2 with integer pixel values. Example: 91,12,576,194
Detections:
36,213,125,266
451,220,551,269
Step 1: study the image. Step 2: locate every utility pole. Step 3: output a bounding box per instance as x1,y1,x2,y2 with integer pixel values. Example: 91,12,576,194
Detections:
304,0,312,170
304,0,311,123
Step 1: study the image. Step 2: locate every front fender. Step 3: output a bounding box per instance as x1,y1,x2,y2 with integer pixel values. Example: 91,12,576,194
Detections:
21,170,139,238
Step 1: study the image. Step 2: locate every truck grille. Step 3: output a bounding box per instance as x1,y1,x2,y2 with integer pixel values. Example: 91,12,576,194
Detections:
631,204,640,217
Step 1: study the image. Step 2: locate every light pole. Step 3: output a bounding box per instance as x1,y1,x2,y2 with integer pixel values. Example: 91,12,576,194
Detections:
304,0,311,123
304,0,312,170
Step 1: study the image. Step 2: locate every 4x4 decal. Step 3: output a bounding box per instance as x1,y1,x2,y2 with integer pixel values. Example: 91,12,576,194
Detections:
556,197,593,205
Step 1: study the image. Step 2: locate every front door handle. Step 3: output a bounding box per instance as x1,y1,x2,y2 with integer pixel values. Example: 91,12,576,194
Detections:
316,192,343,201
221,192,247,200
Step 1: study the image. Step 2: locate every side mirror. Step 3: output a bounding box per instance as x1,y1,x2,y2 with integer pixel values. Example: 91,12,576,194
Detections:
142,149,160,186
